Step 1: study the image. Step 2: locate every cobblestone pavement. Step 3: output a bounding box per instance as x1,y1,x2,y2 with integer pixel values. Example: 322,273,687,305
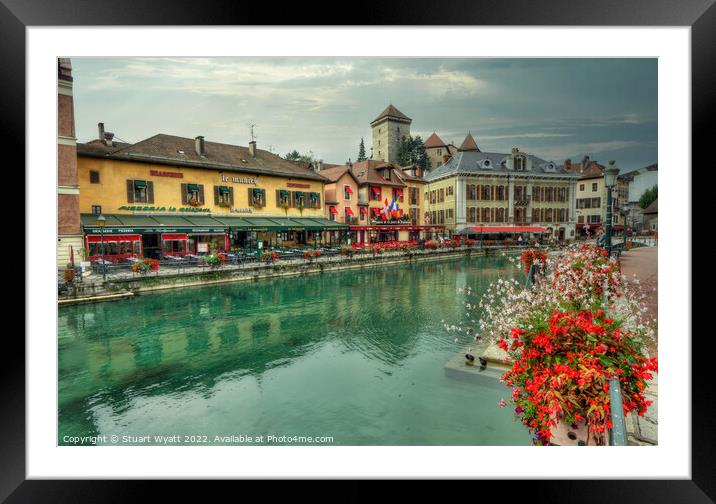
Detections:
619,246,658,445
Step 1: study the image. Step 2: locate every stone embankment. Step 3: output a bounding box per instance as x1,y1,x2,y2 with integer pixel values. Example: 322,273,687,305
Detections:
58,245,514,305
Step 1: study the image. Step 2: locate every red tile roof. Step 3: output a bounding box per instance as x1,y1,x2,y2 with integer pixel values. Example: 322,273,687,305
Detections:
370,104,412,124
424,132,447,148
459,132,480,152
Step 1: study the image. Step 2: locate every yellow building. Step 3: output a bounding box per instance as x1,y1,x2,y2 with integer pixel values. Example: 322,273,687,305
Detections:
77,131,345,261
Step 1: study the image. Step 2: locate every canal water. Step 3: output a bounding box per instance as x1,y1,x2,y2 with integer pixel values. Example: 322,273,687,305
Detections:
58,255,531,445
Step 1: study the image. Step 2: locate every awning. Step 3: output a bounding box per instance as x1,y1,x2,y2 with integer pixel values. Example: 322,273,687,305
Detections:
345,186,353,194
396,188,403,197
279,190,290,197
187,183,200,192
218,186,230,194
295,191,304,197
162,233,188,241
134,180,147,188
330,206,338,215
371,208,381,216
371,187,381,195
360,207,367,215
468,226,548,234
81,213,227,234
345,207,354,216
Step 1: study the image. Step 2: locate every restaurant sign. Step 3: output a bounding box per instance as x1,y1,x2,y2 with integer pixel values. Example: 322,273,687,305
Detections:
230,207,253,214
222,174,258,185
118,205,211,213
85,227,227,234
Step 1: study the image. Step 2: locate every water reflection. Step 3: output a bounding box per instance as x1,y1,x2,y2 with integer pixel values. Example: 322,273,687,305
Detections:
59,255,528,445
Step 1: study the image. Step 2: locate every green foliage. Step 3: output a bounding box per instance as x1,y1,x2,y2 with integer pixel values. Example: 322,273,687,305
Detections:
284,150,321,164
638,185,657,209
357,138,367,161
396,135,429,168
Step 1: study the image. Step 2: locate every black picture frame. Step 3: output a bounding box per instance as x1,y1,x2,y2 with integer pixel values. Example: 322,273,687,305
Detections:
7,0,706,500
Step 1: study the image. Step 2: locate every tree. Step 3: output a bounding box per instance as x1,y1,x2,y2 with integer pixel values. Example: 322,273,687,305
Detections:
396,135,430,169
283,150,321,164
638,185,658,209
357,138,367,161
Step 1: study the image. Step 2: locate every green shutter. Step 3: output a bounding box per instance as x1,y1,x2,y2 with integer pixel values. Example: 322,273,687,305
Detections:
147,181,154,203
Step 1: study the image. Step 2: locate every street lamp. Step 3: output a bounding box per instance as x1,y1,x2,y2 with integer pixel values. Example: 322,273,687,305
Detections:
604,161,620,256
97,214,107,282
622,202,631,248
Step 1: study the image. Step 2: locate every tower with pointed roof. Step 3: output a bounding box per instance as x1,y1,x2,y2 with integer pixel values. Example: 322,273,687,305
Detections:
370,104,412,163
458,132,480,152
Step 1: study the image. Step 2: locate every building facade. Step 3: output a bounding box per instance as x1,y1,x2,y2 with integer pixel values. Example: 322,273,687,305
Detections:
424,132,459,170
425,147,579,240
57,58,83,268
370,104,412,163
77,131,344,261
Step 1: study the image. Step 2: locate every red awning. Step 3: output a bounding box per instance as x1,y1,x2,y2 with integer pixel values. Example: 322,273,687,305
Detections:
162,233,188,241
360,207,367,215
345,207,354,216
371,208,381,216
86,234,141,243
345,185,353,194
330,206,338,215
469,226,547,234
371,186,381,195
396,188,403,197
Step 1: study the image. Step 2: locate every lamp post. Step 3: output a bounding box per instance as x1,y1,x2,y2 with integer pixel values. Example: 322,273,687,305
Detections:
604,161,620,256
97,214,107,282
622,202,631,248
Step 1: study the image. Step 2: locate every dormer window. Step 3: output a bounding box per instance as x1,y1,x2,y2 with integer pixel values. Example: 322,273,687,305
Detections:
514,155,526,171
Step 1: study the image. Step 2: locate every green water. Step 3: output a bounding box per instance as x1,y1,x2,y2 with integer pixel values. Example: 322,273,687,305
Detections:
58,255,531,445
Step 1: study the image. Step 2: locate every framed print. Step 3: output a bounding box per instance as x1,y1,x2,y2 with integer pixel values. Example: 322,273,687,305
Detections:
7,0,709,500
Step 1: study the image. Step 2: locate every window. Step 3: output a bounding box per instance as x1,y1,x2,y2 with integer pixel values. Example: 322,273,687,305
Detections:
410,187,418,205
214,185,234,206
309,192,321,209
182,183,203,205
579,183,585,191
514,156,526,170
588,215,601,224
446,186,454,196
250,188,266,208
592,183,598,192
90,170,100,183
127,179,154,203
91,205,101,215
343,185,352,200
437,149,442,155
578,215,585,223
381,169,391,181
293,191,306,207
277,189,291,206
371,186,381,201
591,197,601,208
438,188,444,203
447,208,454,220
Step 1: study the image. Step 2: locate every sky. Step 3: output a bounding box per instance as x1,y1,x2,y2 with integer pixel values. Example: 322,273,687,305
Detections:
71,57,657,172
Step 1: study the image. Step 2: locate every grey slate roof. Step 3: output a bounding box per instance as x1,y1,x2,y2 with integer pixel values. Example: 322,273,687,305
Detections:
424,150,578,181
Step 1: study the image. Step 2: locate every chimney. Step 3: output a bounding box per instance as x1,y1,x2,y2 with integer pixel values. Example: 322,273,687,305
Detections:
315,160,323,171
195,136,206,157
103,132,114,147
98,122,105,142
564,158,572,170
248,140,257,158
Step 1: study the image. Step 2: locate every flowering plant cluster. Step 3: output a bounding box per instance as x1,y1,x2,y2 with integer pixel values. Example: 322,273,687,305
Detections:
131,258,160,275
520,249,548,275
340,245,355,256
303,249,322,260
424,240,439,250
464,239,477,247
260,251,279,263
447,243,657,445
205,253,226,267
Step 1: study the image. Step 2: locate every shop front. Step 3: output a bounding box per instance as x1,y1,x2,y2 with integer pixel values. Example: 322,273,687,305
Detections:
349,225,447,245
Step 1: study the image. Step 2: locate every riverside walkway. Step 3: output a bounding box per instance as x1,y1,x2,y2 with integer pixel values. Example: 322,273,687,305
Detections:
618,245,658,445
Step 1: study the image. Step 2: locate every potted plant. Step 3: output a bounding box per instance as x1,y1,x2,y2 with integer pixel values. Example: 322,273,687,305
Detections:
131,258,160,275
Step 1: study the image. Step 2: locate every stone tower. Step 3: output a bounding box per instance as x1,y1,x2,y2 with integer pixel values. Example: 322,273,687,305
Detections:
370,104,411,163
57,58,82,269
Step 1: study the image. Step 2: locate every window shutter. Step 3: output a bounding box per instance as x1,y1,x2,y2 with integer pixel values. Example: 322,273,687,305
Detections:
198,185,205,204
276,189,281,206
229,187,234,206
181,183,188,204
248,187,253,206
214,185,220,204
315,193,321,208
290,191,296,208
147,181,154,203
127,180,134,203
